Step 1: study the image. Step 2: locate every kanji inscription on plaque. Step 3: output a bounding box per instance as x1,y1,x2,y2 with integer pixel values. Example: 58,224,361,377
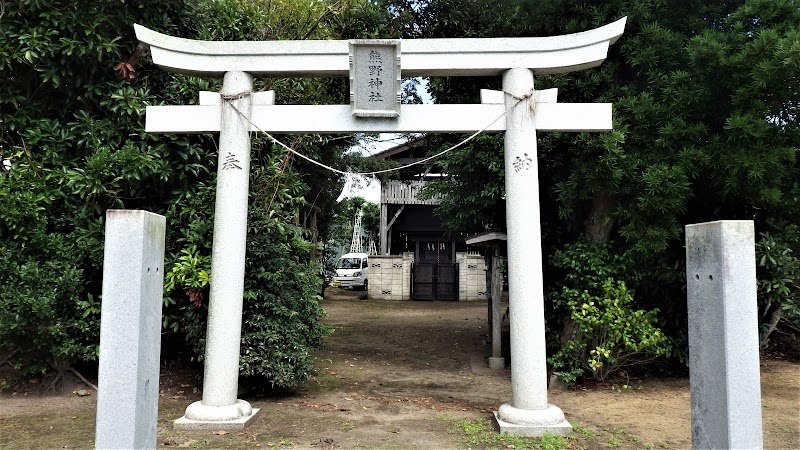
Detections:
349,39,401,118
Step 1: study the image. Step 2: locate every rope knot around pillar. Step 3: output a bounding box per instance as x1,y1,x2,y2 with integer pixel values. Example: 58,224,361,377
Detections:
503,88,536,116
220,90,255,136
221,90,254,101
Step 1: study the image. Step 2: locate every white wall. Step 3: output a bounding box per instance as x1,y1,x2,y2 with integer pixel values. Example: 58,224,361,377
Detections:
367,253,413,300
457,252,487,301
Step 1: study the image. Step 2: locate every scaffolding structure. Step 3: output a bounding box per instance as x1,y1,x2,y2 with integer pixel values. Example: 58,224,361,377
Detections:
349,210,363,253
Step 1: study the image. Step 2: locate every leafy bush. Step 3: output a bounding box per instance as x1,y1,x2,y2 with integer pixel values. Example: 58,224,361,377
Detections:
755,229,800,348
550,241,635,289
548,279,670,382
237,165,331,388
0,0,194,380
547,242,669,383
0,166,97,377
161,180,216,345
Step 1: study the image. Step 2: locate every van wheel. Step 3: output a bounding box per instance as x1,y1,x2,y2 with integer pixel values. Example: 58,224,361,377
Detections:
361,280,368,291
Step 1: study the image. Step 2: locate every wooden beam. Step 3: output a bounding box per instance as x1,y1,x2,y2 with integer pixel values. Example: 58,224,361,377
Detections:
387,205,406,230
491,245,504,360
379,203,388,255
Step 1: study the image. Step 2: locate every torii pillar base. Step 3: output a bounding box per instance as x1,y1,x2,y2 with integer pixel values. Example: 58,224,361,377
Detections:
492,405,572,437
174,401,260,431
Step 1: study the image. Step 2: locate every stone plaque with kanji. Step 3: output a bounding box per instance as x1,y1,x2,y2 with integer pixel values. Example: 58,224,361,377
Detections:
349,39,401,118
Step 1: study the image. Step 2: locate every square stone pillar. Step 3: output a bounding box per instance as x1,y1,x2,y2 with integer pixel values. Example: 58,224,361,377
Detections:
95,210,166,450
686,220,763,449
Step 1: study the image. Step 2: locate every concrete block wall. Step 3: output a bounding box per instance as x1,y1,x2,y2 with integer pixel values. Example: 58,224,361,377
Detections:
368,254,412,300
367,255,392,300
457,252,487,301
402,252,413,299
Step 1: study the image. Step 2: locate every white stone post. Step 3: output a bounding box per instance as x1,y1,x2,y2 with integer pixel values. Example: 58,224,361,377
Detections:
96,210,166,450
685,220,763,449
493,68,571,435
177,71,259,429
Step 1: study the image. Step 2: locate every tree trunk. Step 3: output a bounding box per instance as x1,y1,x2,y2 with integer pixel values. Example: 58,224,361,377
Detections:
584,190,618,244
759,306,782,350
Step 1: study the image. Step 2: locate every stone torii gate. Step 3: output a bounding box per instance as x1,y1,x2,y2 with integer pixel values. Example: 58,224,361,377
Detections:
135,18,626,435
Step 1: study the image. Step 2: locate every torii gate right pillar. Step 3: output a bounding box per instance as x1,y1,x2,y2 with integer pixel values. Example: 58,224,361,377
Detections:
494,68,571,435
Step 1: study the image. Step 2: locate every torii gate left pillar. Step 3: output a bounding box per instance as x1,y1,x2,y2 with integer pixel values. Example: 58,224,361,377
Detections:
179,72,259,428
136,18,626,435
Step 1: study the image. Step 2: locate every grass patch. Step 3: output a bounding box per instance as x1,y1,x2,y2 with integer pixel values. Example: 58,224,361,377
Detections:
440,415,570,450
572,423,596,439
325,324,353,335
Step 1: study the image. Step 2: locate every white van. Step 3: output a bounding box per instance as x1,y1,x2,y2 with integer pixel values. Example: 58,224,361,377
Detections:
332,252,369,290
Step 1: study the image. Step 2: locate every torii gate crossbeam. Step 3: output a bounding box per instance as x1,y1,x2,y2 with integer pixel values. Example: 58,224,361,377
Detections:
145,99,612,134
135,18,625,77
135,17,626,437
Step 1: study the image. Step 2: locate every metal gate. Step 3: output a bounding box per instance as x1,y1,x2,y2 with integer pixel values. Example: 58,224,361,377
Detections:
411,263,459,301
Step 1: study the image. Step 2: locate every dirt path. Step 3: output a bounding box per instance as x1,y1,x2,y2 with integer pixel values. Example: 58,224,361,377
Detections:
1,289,798,449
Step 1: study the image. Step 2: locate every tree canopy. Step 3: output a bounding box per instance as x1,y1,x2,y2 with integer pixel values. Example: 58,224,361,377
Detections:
392,0,799,374
0,0,395,387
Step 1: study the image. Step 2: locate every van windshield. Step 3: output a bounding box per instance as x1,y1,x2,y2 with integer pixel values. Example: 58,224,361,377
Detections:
338,258,361,269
